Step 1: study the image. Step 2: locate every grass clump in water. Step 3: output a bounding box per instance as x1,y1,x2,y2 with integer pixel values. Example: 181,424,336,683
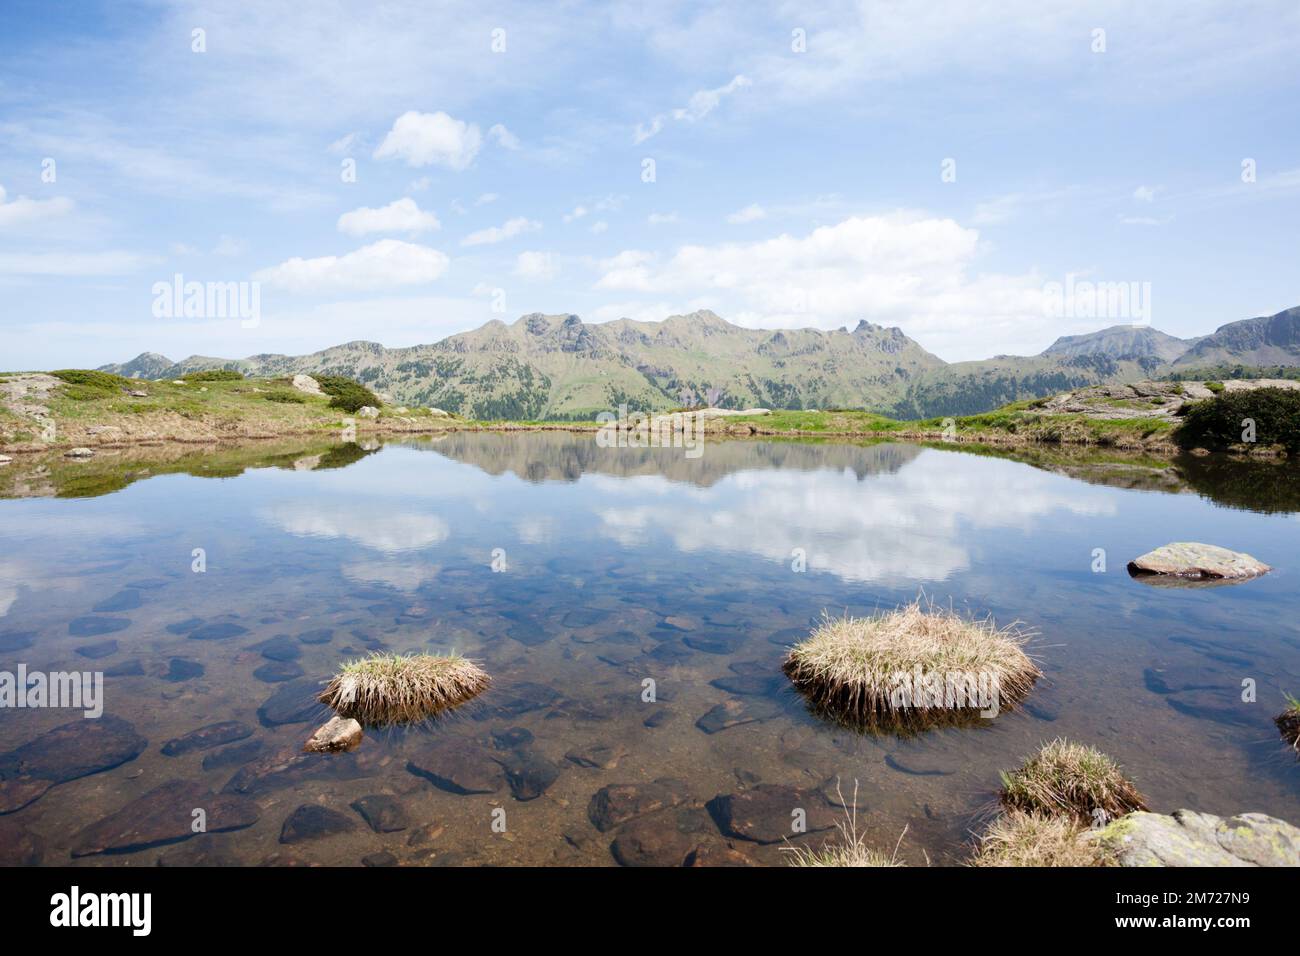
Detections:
318,652,490,727
1275,694,1300,753
781,598,1040,732
999,739,1147,824
971,811,1114,867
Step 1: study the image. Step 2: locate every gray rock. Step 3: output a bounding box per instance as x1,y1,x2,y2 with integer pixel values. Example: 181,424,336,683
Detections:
291,373,325,396
75,639,118,659
163,658,204,682
68,616,130,637
1098,809,1300,866
357,405,380,418
695,698,781,734
1127,543,1271,582
188,621,249,640
256,677,328,727
499,750,562,801
93,589,142,612
64,447,95,458
254,660,304,683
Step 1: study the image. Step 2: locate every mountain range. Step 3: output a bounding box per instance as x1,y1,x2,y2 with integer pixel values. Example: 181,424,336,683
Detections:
99,305,1300,419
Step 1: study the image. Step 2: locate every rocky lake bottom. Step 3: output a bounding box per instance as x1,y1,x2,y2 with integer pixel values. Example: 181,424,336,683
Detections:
0,433,1297,866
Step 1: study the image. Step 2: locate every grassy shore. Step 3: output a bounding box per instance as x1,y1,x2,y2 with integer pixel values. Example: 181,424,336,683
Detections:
0,370,1182,456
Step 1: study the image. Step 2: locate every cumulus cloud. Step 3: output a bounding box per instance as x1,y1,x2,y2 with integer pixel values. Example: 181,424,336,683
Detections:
514,250,557,280
593,213,1062,359
1133,185,1158,202
635,74,751,143
488,123,520,149
254,238,449,292
0,184,75,228
726,203,765,224
461,216,541,246
648,212,679,225
337,197,441,236
373,111,482,170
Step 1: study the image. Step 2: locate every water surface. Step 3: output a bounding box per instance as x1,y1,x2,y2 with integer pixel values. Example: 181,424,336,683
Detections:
1,434,1297,865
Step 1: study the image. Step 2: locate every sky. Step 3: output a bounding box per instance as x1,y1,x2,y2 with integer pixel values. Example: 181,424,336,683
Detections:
1,0,1298,370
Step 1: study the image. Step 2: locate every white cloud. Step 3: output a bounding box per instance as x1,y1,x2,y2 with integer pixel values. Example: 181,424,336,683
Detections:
373,111,481,170
635,74,751,142
648,212,679,225
1120,215,1172,226
0,185,75,228
514,250,557,280
488,123,520,150
475,192,499,205
563,205,588,222
461,216,541,246
264,502,449,553
1133,185,1158,202
726,203,765,224
593,213,1064,359
254,238,449,292
326,132,361,155
589,220,608,234
337,197,441,236
0,249,152,276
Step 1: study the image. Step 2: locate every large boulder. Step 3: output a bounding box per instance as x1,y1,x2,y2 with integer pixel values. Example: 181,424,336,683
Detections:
291,374,325,396
1127,543,1270,582
1097,809,1300,866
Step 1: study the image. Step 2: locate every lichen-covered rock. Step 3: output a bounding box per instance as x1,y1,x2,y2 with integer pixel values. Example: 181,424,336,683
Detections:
357,405,380,418
1097,809,1300,866
1127,543,1270,581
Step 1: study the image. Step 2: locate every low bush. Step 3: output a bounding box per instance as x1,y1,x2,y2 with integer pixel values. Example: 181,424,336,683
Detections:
311,374,381,413
182,369,244,382
1175,387,1300,453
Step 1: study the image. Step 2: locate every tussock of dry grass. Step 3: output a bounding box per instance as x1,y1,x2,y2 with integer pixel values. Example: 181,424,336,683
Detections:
1276,695,1300,753
1000,738,1147,824
781,598,1041,731
971,811,1114,867
318,652,489,727
783,783,906,867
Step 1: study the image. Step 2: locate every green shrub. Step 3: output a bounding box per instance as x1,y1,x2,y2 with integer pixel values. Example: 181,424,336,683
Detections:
311,374,380,413
51,369,134,400
264,390,306,404
182,369,244,382
1204,381,1225,394
1175,388,1300,453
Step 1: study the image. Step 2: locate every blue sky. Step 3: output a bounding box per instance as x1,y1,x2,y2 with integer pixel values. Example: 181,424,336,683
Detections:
1,0,1298,370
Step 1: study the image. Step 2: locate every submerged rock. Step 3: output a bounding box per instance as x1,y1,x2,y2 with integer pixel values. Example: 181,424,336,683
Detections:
68,616,130,637
0,820,44,865
163,658,204,682
407,740,505,795
279,804,357,844
499,750,562,801
695,698,781,734
254,660,304,683
72,780,259,856
188,621,249,640
0,715,147,814
1098,809,1300,866
161,721,254,757
351,794,411,833
706,784,836,844
257,677,328,727
588,779,691,832
303,716,363,754
609,813,700,867
75,639,119,659
93,589,142,612
1127,543,1271,582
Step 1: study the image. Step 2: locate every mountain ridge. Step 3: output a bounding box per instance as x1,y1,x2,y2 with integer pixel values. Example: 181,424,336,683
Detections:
98,306,1300,419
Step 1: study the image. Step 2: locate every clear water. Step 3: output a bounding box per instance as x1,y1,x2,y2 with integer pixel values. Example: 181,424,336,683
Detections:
1,434,1297,866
